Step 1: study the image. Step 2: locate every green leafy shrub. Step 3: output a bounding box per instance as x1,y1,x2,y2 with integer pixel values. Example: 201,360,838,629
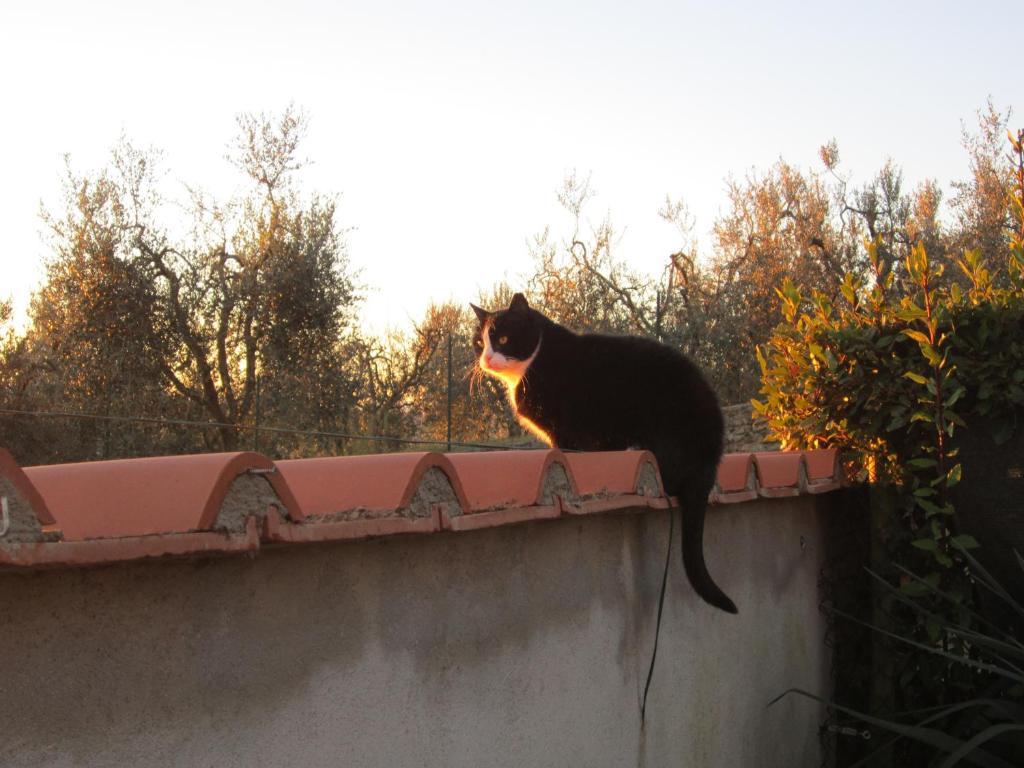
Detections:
755,129,1024,570
759,129,1024,765
755,240,1023,554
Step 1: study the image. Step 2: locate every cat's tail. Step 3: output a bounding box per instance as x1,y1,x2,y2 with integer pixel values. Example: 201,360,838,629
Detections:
680,484,738,614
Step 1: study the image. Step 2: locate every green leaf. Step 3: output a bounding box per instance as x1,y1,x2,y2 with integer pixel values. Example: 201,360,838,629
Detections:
950,534,979,550
896,303,926,322
912,538,938,551
755,346,768,373
944,387,966,408
904,371,929,385
840,279,856,306
808,343,826,365
946,463,962,487
916,497,948,517
903,329,932,345
886,414,907,431
824,348,837,371
908,458,938,469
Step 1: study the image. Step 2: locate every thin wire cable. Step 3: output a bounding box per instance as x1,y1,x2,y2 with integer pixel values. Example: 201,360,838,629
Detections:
640,505,675,725
0,407,536,453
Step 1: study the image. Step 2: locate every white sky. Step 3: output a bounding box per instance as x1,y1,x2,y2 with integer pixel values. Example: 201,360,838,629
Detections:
1,0,1021,333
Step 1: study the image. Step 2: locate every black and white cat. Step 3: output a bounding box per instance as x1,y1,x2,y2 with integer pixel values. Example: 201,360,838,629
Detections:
471,292,737,614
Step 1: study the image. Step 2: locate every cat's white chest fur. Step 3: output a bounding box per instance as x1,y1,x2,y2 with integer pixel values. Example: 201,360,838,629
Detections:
479,328,550,445
505,363,552,446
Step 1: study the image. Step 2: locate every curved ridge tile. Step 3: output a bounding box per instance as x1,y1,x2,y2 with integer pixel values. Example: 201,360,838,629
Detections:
753,452,807,498
23,452,284,541
441,450,574,532
444,449,575,511
0,448,60,542
561,451,668,517
564,450,663,497
275,452,468,519
803,449,843,492
714,453,758,504
3,445,849,568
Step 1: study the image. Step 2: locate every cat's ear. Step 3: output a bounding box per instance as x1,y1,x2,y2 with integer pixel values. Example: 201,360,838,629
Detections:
469,303,490,323
508,293,530,313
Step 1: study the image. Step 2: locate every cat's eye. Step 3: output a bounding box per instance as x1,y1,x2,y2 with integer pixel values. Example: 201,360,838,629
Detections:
474,339,483,348
498,336,508,345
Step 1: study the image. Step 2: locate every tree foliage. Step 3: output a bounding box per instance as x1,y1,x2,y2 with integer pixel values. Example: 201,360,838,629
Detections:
0,102,1019,463
2,108,363,460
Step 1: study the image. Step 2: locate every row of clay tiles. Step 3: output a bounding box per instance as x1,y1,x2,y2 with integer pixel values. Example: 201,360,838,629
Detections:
0,447,841,569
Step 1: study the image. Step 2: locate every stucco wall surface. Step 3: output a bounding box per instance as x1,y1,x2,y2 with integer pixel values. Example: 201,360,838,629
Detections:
0,497,830,768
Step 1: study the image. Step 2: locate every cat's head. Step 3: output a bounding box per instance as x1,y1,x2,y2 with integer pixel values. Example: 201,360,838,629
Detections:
470,293,542,384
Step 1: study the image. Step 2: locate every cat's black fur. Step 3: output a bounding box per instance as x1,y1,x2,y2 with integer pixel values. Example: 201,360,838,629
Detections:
472,292,737,614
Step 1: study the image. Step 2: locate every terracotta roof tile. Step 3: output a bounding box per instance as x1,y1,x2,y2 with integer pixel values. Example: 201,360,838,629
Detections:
564,450,663,497
0,518,262,568
263,506,440,544
752,452,806,498
439,449,571,532
445,449,575,510
804,449,843,493
0,448,61,542
267,453,468,542
0,445,845,569
23,452,300,540
558,450,671,516
713,454,758,504
275,452,467,518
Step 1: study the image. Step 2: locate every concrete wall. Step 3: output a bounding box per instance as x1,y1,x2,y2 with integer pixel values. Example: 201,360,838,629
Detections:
0,496,831,768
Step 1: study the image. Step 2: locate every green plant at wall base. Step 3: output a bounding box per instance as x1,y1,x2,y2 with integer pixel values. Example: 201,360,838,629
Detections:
774,543,1024,767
